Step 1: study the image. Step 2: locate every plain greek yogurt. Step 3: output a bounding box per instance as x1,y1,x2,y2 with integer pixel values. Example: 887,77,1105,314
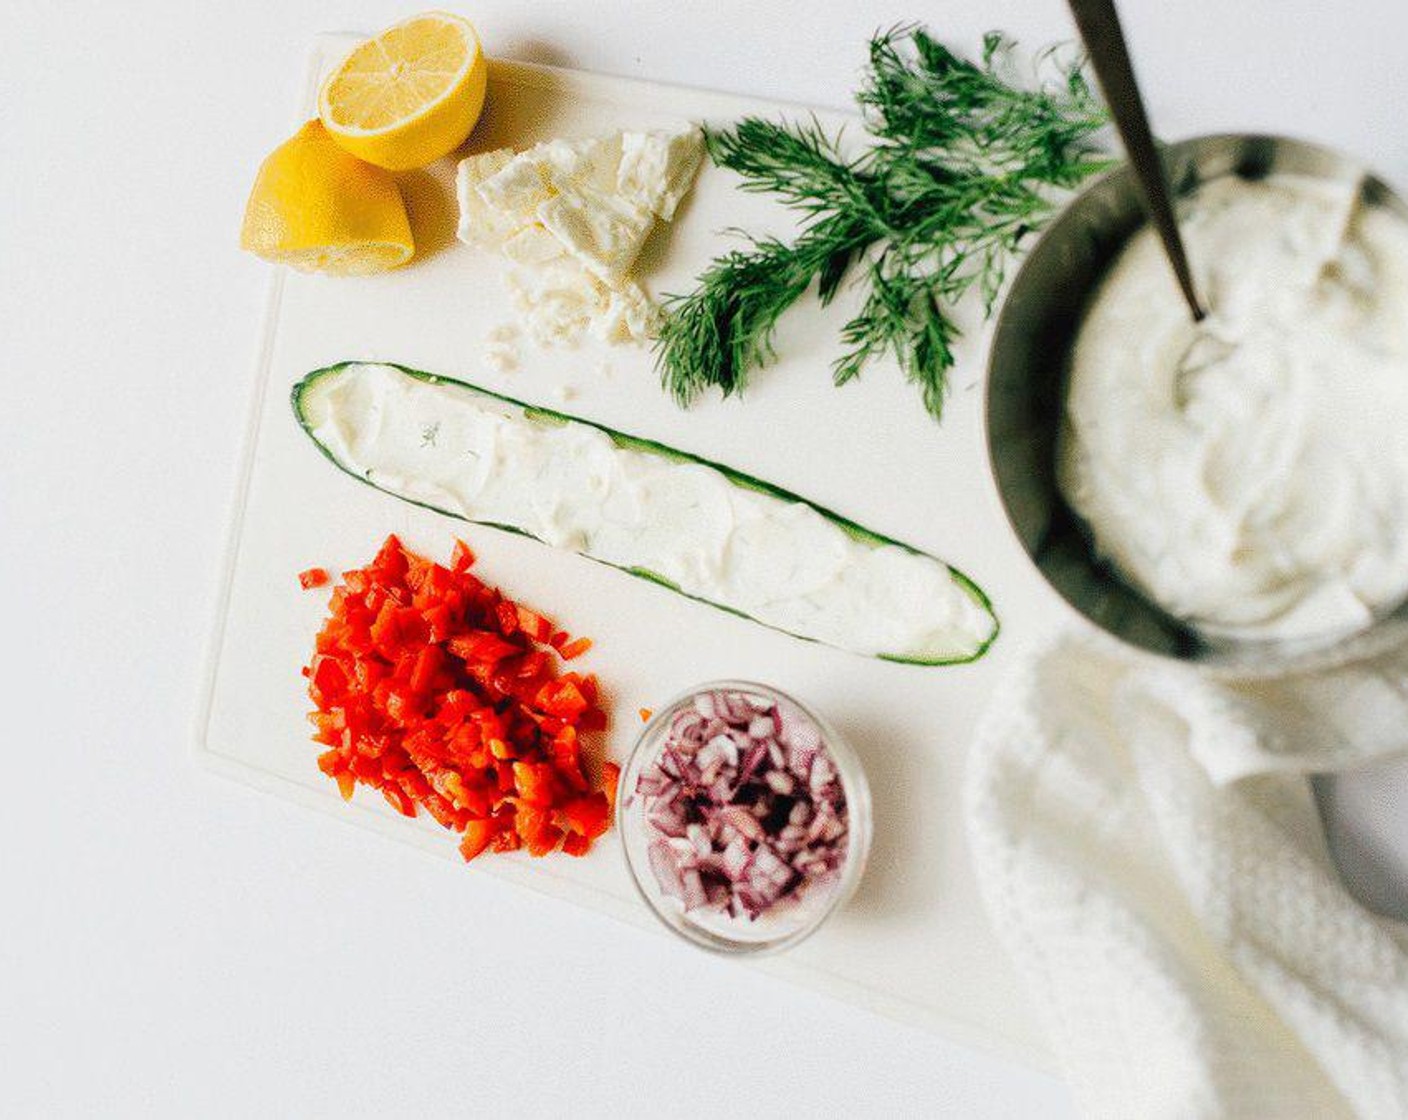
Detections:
1059,173,1408,643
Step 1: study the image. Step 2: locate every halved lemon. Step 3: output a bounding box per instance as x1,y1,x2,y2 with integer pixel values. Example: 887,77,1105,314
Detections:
240,120,414,275
318,11,489,171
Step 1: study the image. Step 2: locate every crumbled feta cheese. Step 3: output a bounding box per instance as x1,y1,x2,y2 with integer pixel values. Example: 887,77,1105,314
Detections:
506,260,602,347
455,126,705,347
596,280,659,344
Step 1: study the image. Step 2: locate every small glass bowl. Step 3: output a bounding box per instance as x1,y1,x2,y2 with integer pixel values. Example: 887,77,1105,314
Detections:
616,679,872,956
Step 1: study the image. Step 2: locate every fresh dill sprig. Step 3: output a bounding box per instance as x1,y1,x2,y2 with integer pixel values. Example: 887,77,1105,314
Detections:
654,26,1110,420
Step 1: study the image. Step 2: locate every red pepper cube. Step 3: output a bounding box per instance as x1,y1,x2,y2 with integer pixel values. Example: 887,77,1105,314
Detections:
560,792,611,840
513,761,557,807
491,826,521,853
308,656,348,704
536,679,589,720
408,644,443,694
299,567,331,590
558,637,592,660
459,819,496,862
600,761,621,818
515,805,562,856
381,785,416,817
450,539,476,572
516,605,553,643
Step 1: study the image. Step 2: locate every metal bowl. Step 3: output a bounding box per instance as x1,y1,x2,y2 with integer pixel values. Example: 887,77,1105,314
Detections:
985,133,1408,675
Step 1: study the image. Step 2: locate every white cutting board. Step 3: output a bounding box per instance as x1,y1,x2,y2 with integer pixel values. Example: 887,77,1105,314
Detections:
198,37,1073,1066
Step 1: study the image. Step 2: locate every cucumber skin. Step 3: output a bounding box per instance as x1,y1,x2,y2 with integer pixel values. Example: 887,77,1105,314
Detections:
291,361,999,666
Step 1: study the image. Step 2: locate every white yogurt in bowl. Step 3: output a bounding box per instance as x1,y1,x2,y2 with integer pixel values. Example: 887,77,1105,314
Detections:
1058,173,1408,645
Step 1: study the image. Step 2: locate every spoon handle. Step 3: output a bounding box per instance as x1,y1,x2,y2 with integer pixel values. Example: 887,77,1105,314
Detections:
1067,0,1206,321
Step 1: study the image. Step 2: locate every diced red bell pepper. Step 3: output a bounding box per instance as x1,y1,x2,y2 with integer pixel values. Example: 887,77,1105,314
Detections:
308,656,348,704
408,644,443,693
447,631,520,664
381,785,416,818
491,827,521,853
459,819,496,862
559,792,610,840
450,539,476,573
514,805,563,856
302,535,617,865
558,636,592,660
516,605,553,643
536,678,590,720
299,567,331,590
513,761,558,807
601,761,621,818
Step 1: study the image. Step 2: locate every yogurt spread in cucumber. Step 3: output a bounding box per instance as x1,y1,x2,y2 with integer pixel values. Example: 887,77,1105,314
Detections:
294,362,997,664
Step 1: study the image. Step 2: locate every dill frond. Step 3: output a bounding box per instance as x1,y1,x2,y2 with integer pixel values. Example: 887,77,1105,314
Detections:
654,26,1110,420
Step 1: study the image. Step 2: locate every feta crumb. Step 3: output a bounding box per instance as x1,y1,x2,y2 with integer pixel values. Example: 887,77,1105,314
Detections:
485,347,518,374
455,150,518,248
502,224,568,266
618,127,707,220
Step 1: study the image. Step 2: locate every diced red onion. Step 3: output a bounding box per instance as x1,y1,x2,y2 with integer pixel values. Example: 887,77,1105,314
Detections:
711,690,745,723
720,836,752,879
710,733,740,763
647,803,688,838
737,742,768,787
697,756,723,787
778,703,822,753
788,745,819,782
686,823,712,859
648,840,682,899
634,687,849,923
718,804,765,841
810,754,838,796
680,867,708,912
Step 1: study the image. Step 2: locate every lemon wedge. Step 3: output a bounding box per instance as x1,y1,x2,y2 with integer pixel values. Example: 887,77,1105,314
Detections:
240,120,414,275
318,11,489,171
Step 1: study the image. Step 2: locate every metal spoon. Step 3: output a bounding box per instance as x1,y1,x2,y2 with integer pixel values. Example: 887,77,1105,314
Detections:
1067,0,1206,321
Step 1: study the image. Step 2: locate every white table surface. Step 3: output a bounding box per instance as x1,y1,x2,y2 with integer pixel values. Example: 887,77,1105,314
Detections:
3,1,1405,1115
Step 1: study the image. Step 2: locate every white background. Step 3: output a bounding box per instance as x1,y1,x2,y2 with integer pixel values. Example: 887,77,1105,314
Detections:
4,1,1407,1116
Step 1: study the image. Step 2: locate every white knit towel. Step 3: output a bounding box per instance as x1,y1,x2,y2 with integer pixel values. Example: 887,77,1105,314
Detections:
966,631,1408,1119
